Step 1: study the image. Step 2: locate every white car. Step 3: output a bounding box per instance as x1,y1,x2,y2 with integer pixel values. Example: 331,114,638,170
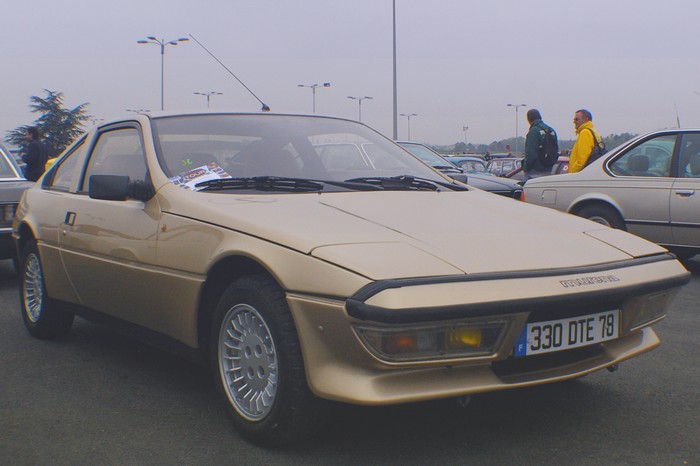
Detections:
524,129,700,259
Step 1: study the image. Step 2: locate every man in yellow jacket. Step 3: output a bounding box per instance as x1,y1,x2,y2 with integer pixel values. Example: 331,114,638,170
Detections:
567,109,604,173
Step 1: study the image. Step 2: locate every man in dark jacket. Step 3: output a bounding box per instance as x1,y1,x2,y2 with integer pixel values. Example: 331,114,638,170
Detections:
22,127,48,181
523,109,555,182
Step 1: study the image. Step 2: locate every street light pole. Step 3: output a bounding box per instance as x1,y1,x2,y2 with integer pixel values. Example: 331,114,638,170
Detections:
347,96,373,121
137,36,189,111
392,0,398,140
400,113,418,140
297,82,331,113
506,103,527,155
194,91,223,109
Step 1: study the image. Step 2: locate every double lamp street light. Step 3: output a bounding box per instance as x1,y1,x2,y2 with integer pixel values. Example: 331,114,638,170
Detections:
194,91,223,109
297,82,331,113
137,36,189,111
347,96,373,122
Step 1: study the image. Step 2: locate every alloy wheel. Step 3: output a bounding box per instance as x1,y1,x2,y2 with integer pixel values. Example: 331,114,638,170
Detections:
218,303,278,421
23,253,44,323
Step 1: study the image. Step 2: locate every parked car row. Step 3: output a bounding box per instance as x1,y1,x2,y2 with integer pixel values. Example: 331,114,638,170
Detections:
396,142,523,199
12,113,690,446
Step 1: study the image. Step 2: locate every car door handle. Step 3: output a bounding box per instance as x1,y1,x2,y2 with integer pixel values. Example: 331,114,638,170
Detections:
64,212,76,225
674,190,695,197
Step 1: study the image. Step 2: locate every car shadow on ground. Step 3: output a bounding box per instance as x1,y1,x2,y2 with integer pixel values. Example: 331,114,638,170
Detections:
305,377,618,452
680,256,700,275
0,259,18,281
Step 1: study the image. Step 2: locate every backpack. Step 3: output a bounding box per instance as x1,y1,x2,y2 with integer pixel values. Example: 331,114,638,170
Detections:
585,128,607,166
538,127,559,167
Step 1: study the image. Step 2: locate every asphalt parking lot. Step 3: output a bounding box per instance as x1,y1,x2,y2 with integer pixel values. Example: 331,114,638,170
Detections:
1,257,698,465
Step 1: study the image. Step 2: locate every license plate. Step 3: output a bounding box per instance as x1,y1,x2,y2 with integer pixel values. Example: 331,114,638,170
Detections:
514,310,619,357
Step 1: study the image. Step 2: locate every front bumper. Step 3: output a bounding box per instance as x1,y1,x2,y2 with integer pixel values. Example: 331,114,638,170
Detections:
288,253,689,405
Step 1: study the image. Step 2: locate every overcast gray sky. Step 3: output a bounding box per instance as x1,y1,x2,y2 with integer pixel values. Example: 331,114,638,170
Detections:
3,0,700,146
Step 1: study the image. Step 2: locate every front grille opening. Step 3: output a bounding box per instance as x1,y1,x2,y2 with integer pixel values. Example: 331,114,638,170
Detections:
492,344,605,379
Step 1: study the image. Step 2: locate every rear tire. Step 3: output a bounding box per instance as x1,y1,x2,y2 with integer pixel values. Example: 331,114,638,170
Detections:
211,274,327,446
20,240,74,339
577,204,626,230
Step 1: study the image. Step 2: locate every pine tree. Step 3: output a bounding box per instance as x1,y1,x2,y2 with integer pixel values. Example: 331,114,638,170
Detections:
5,89,91,159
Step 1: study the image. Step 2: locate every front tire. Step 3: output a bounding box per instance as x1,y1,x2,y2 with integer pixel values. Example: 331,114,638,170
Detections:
577,204,626,230
20,240,74,339
211,274,327,446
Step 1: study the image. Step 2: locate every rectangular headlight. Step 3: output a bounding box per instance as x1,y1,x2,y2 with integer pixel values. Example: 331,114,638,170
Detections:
354,319,509,362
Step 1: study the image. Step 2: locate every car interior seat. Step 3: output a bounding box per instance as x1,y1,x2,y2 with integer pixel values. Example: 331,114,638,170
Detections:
244,149,302,178
685,153,700,177
627,154,649,176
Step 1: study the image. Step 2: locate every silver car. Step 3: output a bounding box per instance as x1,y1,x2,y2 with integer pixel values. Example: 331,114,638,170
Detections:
0,142,33,262
524,129,700,259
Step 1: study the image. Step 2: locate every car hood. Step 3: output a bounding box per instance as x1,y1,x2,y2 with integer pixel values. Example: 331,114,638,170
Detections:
462,173,520,191
169,187,666,280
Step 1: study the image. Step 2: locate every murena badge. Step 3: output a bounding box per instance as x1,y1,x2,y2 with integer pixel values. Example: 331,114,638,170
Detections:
560,275,620,288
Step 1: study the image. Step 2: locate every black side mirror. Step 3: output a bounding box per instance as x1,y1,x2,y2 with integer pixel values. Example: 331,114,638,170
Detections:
89,175,155,202
89,174,129,200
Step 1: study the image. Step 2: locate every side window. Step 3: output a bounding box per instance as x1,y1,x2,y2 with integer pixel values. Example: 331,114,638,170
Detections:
677,133,700,178
82,127,148,192
46,140,87,191
609,135,675,177
0,151,16,178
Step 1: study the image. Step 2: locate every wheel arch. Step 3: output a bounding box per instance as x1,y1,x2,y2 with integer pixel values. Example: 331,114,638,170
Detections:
569,197,627,230
569,195,624,219
196,254,278,356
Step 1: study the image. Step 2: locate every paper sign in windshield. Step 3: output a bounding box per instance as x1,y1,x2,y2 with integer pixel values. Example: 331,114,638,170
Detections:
170,163,231,191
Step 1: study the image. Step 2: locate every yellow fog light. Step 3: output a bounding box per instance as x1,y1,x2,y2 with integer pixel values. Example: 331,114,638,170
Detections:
447,327,482,349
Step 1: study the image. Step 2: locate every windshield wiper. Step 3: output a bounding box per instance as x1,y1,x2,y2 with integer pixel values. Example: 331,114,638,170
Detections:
195,176,387,192
196,176,325,192
195,175,450,193
344,175,442,191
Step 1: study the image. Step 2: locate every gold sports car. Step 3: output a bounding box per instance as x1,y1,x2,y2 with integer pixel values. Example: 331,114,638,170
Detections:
13,113,690,446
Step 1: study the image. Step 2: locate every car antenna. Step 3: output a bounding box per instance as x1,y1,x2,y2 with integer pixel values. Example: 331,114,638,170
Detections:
188,34,271,112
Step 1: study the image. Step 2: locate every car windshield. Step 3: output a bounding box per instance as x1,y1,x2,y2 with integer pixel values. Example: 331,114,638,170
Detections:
151,114,448,191
455,158,487,173
398,143,455,169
